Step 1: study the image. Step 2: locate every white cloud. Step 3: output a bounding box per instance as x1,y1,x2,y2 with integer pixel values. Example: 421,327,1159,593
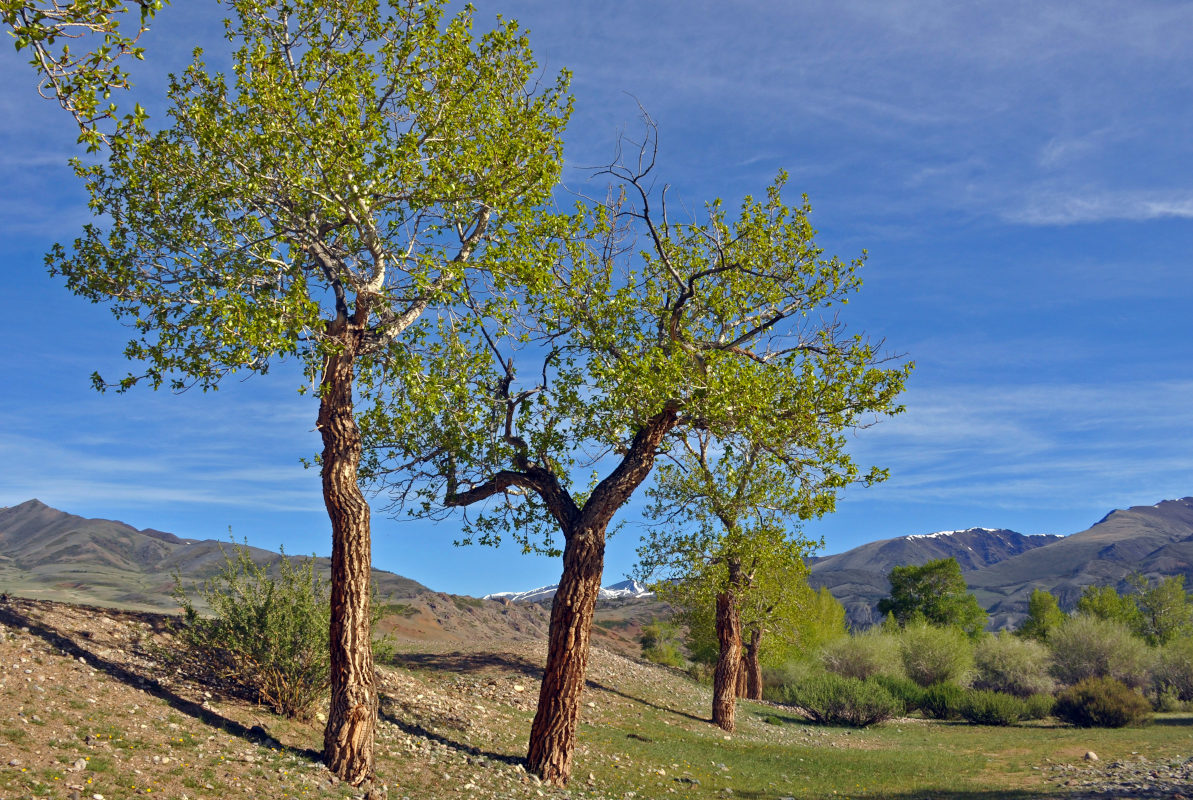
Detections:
1009,189,1193,225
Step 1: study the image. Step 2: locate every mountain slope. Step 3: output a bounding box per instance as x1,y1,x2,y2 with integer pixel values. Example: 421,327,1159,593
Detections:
0,499,428,610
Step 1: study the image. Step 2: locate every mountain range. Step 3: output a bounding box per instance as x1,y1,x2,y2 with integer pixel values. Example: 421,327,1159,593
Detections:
483,579,654,604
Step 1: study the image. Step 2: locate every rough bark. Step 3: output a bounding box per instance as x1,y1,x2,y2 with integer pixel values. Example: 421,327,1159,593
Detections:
318,321,377,786
743,628,763,700
735,655,748,698
526,526,605,785
712,581,743,731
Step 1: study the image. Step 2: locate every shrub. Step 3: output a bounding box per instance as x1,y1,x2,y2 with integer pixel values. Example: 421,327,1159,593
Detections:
973,632,1055,697
1049,614,1154,690
639,620,686,668
1153,637,1193,702
899,623,974,687
821,628,903,681
782,672,901,727
1022,693,1056,721
1054,677,1152,728
871,674,925,713
959,689,1026,726
173,543,329,720
920,682,966,720
763,659,823,703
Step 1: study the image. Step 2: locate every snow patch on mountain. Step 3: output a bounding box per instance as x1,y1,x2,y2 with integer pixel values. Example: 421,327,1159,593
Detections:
484,578,653,603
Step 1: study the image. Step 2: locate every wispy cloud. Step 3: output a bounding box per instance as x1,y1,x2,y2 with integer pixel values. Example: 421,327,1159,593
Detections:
1009,189,1193,225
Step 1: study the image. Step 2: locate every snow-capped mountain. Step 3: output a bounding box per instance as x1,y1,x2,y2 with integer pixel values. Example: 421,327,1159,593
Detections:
484,578,653,604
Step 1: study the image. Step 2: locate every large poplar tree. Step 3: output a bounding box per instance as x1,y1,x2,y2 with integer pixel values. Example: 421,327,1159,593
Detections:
47,0,570,785
369,132,908,784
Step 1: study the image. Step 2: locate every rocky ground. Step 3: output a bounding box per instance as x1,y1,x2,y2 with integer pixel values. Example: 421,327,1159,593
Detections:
1045,753,1193,799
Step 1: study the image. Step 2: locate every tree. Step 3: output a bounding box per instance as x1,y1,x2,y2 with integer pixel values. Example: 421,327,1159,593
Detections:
1076,584,1144,631
639,427,896,732
877,557,988,637
1128,574,1193,646
47,0,570,785
3,0,165,148
1016,587,1066,641
372,128,909,783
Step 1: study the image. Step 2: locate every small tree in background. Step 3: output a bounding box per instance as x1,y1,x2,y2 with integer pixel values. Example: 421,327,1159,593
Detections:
1077,584,1144,631
1017,588,1066,641
878,557,987,637
1049,614,1154,690
1129,574,1193,646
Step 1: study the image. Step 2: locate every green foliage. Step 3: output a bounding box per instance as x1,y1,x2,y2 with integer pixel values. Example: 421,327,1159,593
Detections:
878,558,988,637
639,619,686,668
1076,585,1144,631
3,0,165,149
958,690,1027,726
1129,574,1193,646
1016,588,1066,642
1053,677,1152,728
871,674,925,712
919,682,966,720
1049,614,1154,690
172,543,330,719
821,627,903,681
1153,636,1193,702
897,623,974,688
1022,693,1056,721
973,631,1055,697
781,673,902,727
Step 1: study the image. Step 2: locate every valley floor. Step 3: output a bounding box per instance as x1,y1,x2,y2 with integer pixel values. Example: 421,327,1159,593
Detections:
1,597,1191,800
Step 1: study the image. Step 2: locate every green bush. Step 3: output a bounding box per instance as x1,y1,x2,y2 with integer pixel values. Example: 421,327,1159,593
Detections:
639,620,686,668
919,682,966,720
821,628,903,681
871,674,925,713
1022,693,1056,720
898,623,973,687
173,543,330,720
1049,614,1154,689
1053,677,1152,728
973,632,1055,697
958,689,1026,726
1153,637,1193,702
782,672,901,727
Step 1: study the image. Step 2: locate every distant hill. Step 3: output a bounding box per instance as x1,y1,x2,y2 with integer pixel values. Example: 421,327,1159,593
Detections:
484,579,654,604
0,498,428,611
808,527,1061,628
811,497,1193,630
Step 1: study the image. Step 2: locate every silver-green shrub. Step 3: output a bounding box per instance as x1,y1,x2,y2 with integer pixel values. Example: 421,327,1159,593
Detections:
821,627,903,681
973,631,1055,697
1153,636,1193,702
898,623,973,687
1048,614,1154,690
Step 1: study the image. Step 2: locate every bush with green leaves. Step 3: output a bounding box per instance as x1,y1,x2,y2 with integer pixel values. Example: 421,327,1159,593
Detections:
898,623,973,687
1022,692,1056,721
1049,614,1154,690
958,689,1027,726
1053,677,1152,728
639,619,686,668
871,674,925,713
173,543,330,720
919,682,966,720
973,631,1055,697
821,628,903,681
782,673,901,727
1153,636,1193,703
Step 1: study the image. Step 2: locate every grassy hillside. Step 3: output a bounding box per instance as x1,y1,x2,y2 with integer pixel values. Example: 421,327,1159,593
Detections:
2,596,1192,800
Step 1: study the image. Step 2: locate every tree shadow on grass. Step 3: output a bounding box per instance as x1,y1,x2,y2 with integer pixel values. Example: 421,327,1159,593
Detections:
387,650,543,680
0,598,322,763
376,694,526,768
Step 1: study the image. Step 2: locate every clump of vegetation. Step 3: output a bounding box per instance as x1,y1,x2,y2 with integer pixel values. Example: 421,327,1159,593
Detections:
173,543,329,720
1022,693,1056,720
639,619,686,668
958,689,1027,726
782,673,901,727
1053,677,1152,728
871,674,925,712
1049,614,1154,689
898,623,973,687
973,632,1054,697
1153,636,1193,704
919,682,966,720
821,628,903,681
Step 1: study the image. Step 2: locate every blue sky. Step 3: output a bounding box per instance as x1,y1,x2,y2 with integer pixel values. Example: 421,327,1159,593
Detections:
2,1,1192,596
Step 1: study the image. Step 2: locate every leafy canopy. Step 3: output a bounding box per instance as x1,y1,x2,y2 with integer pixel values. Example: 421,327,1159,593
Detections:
49,0,571,393
877,557,988,638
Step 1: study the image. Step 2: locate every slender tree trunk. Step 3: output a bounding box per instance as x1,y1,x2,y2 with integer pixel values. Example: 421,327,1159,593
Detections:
318,331,376,786
735,655,748,698
712,573,743,731
526,525,605,786
743,628,763,700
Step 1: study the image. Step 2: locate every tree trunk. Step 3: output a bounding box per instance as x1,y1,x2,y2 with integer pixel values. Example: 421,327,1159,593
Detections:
526,526,605,786
318,337,376,786
735,655,748,698
743,628,763,700
712,581,743,732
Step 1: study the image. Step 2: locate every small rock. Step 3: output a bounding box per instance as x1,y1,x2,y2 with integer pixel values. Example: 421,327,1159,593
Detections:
513,684,526,693
1085,751,1099,762
72,758,87,771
